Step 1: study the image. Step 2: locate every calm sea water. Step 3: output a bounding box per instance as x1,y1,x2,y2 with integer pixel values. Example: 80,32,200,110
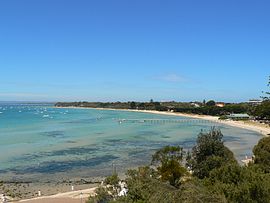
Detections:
0,103,262,181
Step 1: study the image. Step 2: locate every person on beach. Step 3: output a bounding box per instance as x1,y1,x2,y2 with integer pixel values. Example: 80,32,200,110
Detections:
1,194,7,203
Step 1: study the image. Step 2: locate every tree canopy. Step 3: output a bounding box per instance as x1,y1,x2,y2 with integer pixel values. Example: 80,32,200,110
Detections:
151,146,186,187
253,136,270,172
189,128,236,179
252,76,270,121
206,100,216,106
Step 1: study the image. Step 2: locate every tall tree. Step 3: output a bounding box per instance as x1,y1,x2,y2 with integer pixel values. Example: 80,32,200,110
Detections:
253,76,270,121
189,128,236,179
206,100,216,106
151,146,187,187
253,136,270,172
129,101,136,109
203,99,206,106
262,76,270,100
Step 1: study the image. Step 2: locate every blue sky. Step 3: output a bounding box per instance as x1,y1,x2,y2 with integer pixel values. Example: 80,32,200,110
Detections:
0,0,269,102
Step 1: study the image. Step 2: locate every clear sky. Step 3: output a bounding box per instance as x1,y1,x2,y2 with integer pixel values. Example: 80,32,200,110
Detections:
0,0,269,102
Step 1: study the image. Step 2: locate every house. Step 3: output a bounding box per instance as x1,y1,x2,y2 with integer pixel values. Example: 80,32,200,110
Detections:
227,113,251,120
215,102,225,107
248,99,262,106
190,102,200,108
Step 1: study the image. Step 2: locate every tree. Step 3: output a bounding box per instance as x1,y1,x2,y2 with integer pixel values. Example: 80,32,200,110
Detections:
189,128,236,179
152,146,184,164
104,173,120,188
130,101,136,109
206,100,216,106
138,102,145,110
151,146,187,187
185,150,192,169
114,166,225,203
87,187,113,203
253,136,270,172
206,164,270,203
252,101,270,120
120,166,160,202
87,174,121,203
252,77,270,121
262,76,270,100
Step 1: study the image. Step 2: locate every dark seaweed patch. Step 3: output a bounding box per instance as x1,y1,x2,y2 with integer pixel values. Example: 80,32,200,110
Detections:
132,131,160,139
40,131,65,138
103,139,128,147
128,149,148,158
12,155,118,174
47,147,98,156
66,140,77,143
106,139,122,143
223,136,242,142
0,169,7,174
137,131,158,136
12,146,100,163
129,140,170,149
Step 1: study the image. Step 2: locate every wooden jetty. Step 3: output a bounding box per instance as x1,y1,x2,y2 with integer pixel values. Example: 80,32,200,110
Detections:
117,118,221,124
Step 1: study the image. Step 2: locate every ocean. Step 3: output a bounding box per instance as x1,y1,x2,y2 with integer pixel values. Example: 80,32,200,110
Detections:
0,103,262,181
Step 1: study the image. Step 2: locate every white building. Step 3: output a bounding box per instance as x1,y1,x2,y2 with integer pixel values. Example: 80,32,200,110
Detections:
248,99,262,105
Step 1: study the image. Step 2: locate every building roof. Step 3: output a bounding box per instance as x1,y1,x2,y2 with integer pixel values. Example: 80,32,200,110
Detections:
228,113,250,118
248,99,262,103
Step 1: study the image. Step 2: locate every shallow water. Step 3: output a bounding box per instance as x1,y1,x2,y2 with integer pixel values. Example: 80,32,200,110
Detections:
0,103,262,181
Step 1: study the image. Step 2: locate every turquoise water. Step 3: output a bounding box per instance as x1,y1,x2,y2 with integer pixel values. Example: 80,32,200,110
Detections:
0,103,262,181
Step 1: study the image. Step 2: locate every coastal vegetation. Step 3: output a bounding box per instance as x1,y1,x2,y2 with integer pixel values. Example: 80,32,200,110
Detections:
55,100,269,123
251,76,270,122
55,101,251,117
252,101,270,121
87,128,270,203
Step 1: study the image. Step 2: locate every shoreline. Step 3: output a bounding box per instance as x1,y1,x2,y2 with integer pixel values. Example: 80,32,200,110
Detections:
16,187,97,203
1,181,99,203
14,106,269,202
55,106,270,136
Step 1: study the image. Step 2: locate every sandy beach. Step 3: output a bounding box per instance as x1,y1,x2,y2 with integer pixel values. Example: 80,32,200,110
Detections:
0,182,98,203
15,187,96,203
137,110,270,136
